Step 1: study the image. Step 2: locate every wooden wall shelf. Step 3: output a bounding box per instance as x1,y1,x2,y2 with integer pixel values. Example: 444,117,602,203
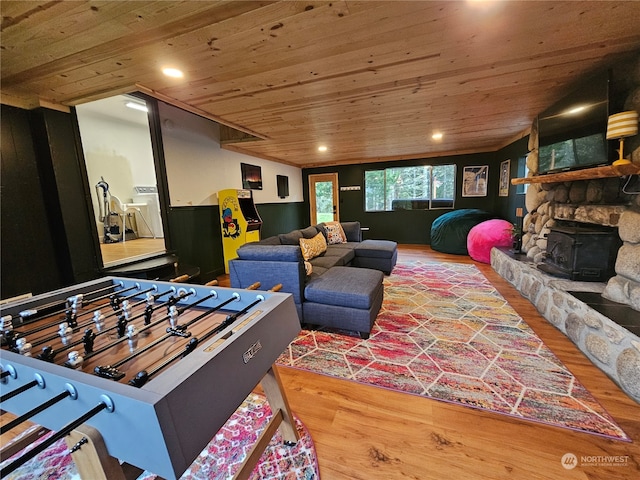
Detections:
511,163,640,185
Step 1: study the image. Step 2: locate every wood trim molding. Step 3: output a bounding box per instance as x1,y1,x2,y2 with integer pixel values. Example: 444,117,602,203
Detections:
511,163,640,185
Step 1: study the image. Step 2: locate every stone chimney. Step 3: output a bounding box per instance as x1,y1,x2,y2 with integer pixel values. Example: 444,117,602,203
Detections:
520,54,640,312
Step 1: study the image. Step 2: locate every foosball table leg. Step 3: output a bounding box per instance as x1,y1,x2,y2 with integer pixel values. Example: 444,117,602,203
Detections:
260,366,298,444
65,425,136,480
233,365,299,480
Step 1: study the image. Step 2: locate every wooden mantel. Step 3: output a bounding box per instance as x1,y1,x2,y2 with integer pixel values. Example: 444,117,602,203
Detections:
511,163,640,185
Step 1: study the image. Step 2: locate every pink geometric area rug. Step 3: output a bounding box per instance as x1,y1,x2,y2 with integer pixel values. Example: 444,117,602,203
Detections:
0,393,319,480
277,260,629,441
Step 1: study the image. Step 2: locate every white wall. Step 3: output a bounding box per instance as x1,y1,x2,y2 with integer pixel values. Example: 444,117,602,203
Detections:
76,97,159,238
76,99,156,202
158,102,303,207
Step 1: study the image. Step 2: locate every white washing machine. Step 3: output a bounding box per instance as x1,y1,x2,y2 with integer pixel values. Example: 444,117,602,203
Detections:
132,186,164,238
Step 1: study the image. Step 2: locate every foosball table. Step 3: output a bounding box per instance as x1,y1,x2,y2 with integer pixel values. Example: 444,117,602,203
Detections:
0,276,301,479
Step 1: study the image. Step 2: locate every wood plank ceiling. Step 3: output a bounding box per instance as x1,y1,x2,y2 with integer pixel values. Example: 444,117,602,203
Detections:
2,1,640,167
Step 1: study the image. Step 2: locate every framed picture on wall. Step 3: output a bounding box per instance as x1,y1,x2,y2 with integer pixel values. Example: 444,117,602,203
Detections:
499,159,510,197
241,163,262,190
462,165,488,197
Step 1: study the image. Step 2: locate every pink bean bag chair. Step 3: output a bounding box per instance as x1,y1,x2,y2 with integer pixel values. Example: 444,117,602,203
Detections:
467,219,514,264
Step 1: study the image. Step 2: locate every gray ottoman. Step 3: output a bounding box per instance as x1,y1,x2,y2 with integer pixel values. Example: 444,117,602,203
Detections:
353,239,398,274
303,266,384,339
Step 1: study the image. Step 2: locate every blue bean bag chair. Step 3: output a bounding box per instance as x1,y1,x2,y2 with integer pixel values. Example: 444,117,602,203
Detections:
430,209,495,255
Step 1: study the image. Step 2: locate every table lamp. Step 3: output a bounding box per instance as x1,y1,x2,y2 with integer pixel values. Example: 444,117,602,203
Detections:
606,110,638,166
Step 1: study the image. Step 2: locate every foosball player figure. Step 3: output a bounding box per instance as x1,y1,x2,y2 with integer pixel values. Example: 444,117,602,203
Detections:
93,310,106,332
58,322,73,345
65,350,84,370
127,324,139,352
15,337,32,356
1,315,15,348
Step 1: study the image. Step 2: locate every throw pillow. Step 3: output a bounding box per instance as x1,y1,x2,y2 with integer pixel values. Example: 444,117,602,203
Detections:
304,261,313,276
324,221,346,244
299,232,327,261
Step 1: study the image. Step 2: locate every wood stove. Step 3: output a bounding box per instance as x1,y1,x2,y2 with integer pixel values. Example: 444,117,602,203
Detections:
538,221,621,282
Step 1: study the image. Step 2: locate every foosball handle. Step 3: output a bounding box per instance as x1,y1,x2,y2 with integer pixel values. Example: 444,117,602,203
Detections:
204,279,219,286
246,282,261,290
170,274,190,283
270,284,283,292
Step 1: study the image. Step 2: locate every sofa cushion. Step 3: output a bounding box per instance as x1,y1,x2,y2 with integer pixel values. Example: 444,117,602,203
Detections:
299,232,327,261
229,259,306,306
309,254,344,269
341,222,362,242
237,244,302,262
354,239,397,258
325,244,356,264
307,266,329,280
257,236,281,246
324,221,347,244
300,226,319,239
304,266,383,309
279,230,303,245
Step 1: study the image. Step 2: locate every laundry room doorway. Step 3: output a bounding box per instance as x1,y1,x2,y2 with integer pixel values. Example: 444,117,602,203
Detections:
76,94,166,267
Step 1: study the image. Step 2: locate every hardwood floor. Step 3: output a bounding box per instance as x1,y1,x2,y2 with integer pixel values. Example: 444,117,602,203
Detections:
233,246,639,480
100,238,166,266
2,246,637,478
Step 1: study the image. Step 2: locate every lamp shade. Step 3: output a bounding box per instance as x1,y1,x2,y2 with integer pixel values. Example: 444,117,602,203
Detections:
606,110,638,140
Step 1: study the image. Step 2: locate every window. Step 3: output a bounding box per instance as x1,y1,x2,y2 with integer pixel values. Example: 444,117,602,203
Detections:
431,164,456,208
365,164,455,211
516,155,529,195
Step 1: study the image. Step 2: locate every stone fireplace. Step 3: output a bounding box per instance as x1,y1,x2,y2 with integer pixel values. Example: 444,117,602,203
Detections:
520,178,640,311
521,53,640,313
539,221,621,282
492,182,640,403
492,54,640,403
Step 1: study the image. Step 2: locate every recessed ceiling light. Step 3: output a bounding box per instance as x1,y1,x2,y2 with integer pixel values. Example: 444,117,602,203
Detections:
162,67,184,78
125,101,148,112
432,132,443,140
318,145,328,152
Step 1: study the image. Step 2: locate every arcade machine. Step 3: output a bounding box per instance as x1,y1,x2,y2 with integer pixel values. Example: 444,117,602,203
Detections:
218,189,262,273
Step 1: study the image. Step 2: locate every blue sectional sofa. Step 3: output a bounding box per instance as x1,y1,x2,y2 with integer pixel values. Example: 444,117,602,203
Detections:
229,222,397,338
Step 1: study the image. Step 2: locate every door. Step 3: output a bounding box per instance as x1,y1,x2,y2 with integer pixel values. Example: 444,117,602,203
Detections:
309,173,339,225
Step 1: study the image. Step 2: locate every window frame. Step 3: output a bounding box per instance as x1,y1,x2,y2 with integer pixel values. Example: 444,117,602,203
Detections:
364,164,456,212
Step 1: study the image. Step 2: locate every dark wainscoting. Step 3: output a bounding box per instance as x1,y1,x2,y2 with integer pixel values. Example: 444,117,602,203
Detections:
167,206,224,284
256,202,307,238
167,202,306,283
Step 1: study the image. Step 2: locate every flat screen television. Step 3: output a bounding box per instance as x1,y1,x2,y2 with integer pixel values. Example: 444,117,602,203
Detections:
537,71,612,174
241,163,262,190
276,175,289,198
